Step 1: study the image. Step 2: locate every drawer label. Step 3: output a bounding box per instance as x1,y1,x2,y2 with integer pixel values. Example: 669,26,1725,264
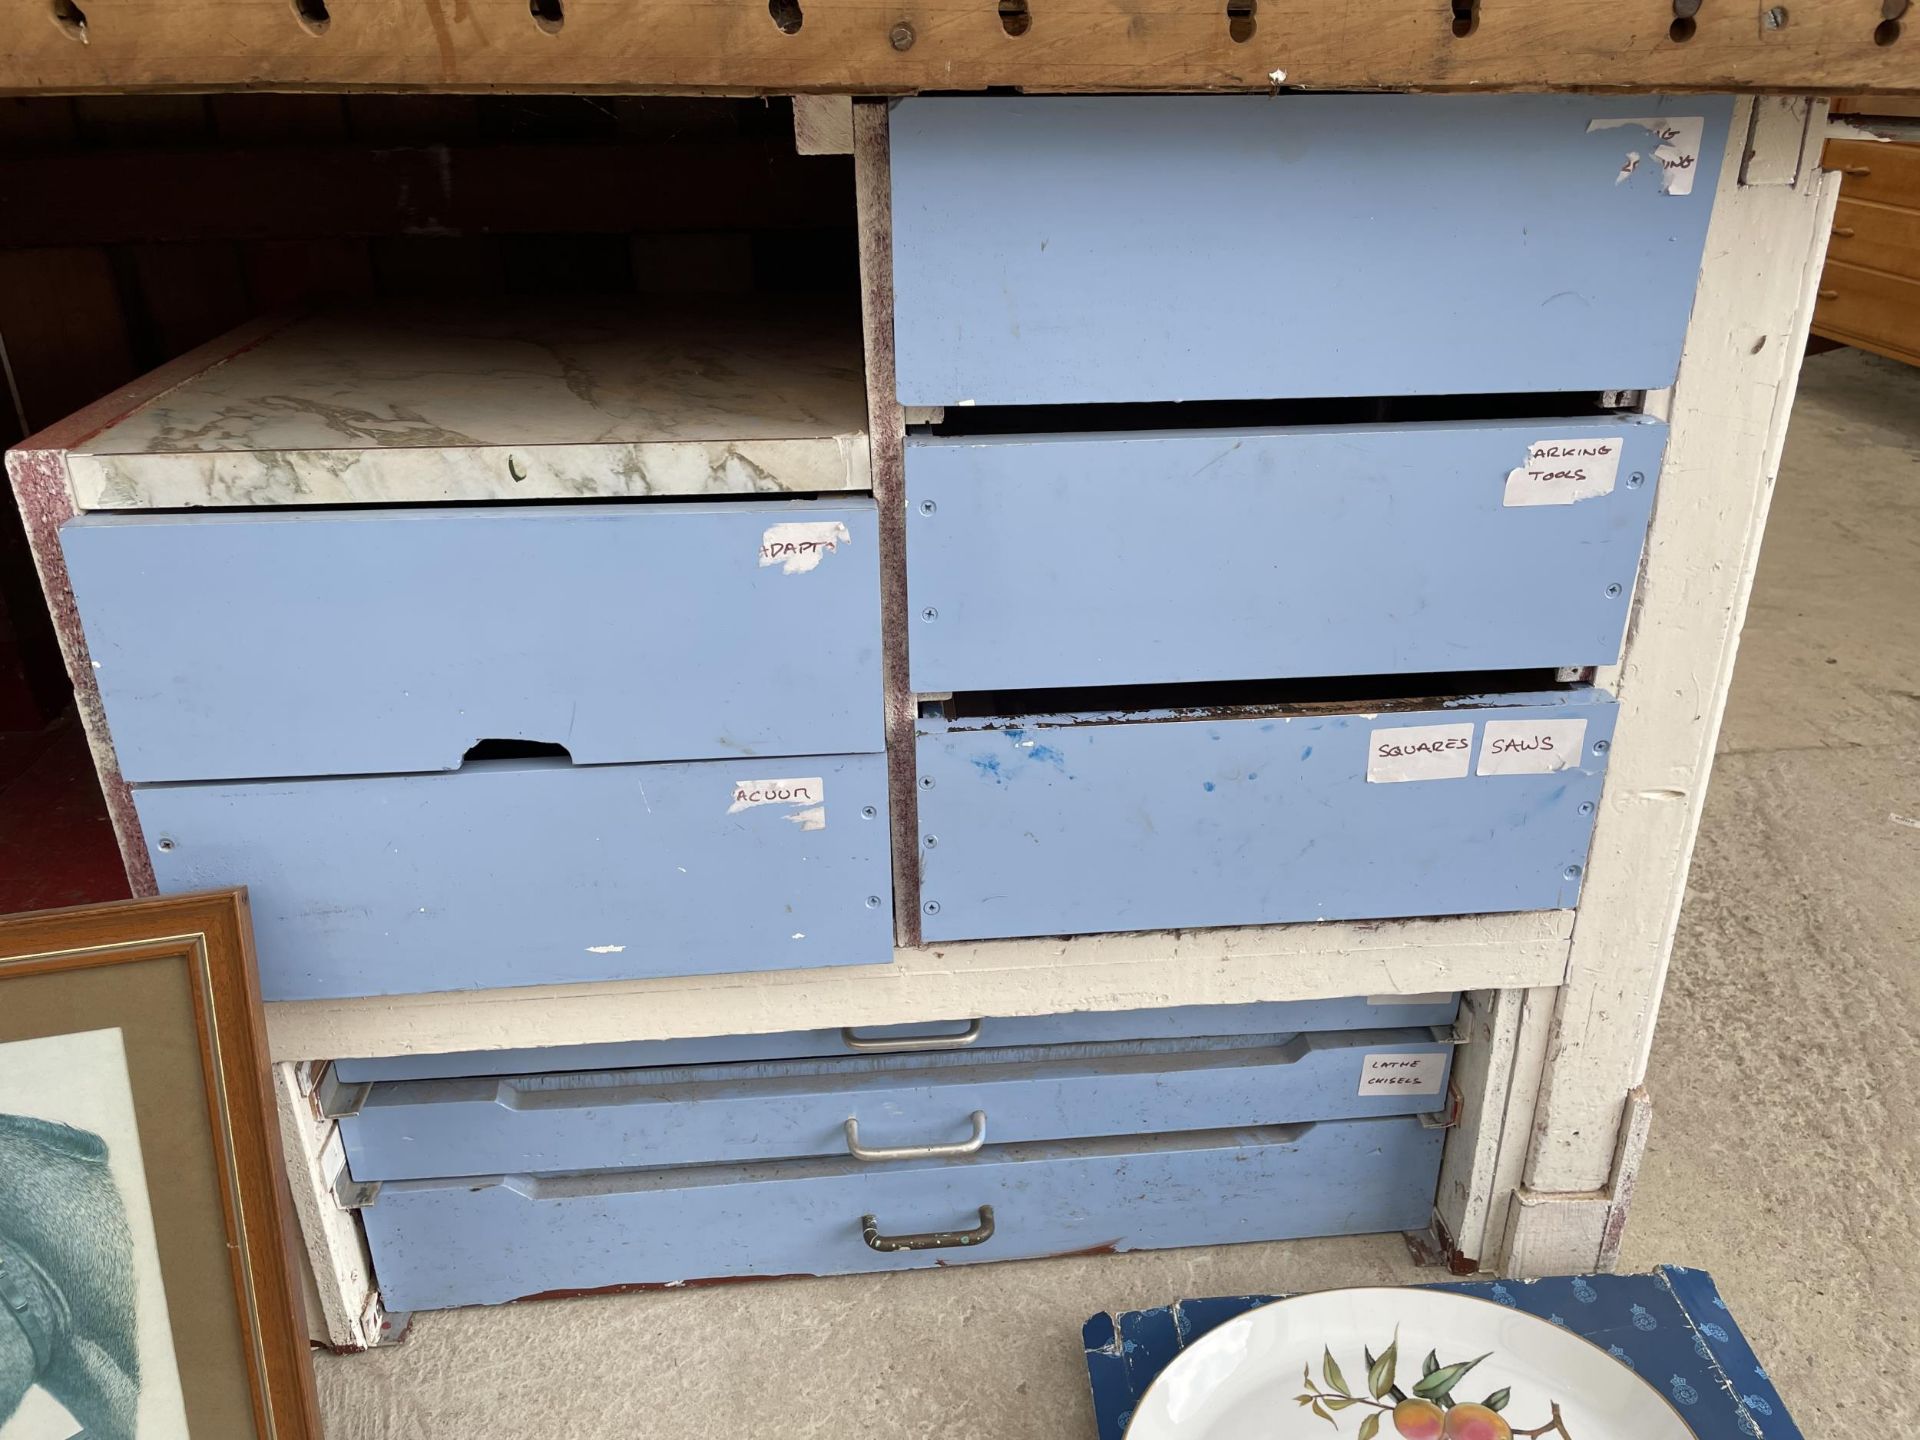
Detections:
1366,723,1473,783
1358,1051,1448,1097
759,521,851,574
1503,436,1624,507
1587,115,1706,196
728,777,825,817
1476,718,1590,776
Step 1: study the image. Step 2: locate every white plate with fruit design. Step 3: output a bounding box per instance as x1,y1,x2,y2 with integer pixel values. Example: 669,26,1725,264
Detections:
1123,1288,1693,1440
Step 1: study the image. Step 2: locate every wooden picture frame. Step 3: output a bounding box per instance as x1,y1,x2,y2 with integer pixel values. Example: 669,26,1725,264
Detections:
0,889,320,1440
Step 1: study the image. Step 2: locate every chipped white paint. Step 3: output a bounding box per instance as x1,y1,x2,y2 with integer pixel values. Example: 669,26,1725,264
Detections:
1891,813,1920,830
783,805,828,831
1502,436,1622,507
758,521,850,574
1357,1051,1447,1096
272,1063,377,1349
1365,722,1473,783
1477,719,1588,776
727,776,824,812
265,909,1574,1062
584,944,626,954
1504,98,1839,1271
1589,115,1706,194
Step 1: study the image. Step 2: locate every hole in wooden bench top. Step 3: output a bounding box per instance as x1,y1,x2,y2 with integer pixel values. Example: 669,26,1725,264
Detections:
1227,0,1256,43
999,0,1032,37
770,0,803,34
529,0,563,35
293,0,330,34
50,0,87,42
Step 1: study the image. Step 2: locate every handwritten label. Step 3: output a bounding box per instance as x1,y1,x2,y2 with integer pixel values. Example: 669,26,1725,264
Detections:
1476,719,1589,776
1366,992,1454,1008
759,521,851,575
1366,723,1474,784
1503,436,1623,507
728,777,825,813
1587,116,1706,196
1358,1052,1448,1097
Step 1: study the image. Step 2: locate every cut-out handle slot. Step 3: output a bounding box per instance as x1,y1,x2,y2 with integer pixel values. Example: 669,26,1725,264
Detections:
460,739,575,765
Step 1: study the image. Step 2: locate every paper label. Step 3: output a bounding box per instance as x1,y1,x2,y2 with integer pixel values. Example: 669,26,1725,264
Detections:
1366,723,1474,783
1476,719,1590,776
1366,992,1453,1008
728,777,825,813
1587,116,1706,195
1358,1052,1448,1097
1503,437,1623,507
759,521,850,574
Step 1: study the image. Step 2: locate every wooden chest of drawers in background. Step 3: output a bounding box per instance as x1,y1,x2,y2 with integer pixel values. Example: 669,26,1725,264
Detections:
1818,129,1920,368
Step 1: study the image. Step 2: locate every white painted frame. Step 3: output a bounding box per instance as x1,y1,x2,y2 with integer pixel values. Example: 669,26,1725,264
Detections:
4,95,1837,1334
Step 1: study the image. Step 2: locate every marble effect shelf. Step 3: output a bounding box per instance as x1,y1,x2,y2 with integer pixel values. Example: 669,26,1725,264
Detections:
67,301,871,509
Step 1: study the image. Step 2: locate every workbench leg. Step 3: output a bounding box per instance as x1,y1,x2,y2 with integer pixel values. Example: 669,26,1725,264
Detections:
273,1062,387,1350
1498,98,1840,1275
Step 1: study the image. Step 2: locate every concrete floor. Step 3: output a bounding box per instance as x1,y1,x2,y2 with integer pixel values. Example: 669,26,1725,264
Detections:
314,346,1920,1439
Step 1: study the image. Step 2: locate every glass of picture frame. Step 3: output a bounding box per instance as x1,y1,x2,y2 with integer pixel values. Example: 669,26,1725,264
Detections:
0,888,319,1440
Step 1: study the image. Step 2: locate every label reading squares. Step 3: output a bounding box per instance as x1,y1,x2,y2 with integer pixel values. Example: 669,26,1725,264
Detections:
1366,723,1474,783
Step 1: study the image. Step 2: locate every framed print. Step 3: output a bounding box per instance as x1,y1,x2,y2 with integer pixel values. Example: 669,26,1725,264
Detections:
0,889,319,1440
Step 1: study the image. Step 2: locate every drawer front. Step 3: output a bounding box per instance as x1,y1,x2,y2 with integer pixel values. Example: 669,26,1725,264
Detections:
916,692,1613,942
1828,197,1920,283
1826,138,1920,211
136,753,892,1000
905,418,1665,692
890,95,1730,407
341,1029,1453,1180
1816,262,1920,365
361,1117,1443,1309
330,994,1462,1081
61,498,882,783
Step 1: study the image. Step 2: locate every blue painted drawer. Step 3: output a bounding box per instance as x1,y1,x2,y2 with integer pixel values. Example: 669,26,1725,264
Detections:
341,1028,1452,1180
906,417,1666,692
135,753,892,1000
916,690,1614,943
361,1116,1443,1309
330,994,1462,1081
60,498,882,783
890,95,1731,406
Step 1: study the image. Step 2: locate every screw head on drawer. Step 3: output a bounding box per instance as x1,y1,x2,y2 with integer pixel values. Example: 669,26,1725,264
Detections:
923,900,941,916
919,500,937,516
923,834,938,848
1563,865,1584,881
866,895,883,909
1605,583,1623,598
921,607,938,622
156,837,175,852
861,805,878,819
1627,471,1645,489
1579,801,1595,816
919,775,935,790
1592,739,1611,754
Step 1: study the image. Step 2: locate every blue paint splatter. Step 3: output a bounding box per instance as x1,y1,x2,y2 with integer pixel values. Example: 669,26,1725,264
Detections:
970,753,1004,782
1300,746,1313,760
1246,772,1258,781
1259,723,1275,732
1027,743,1067,769
1203,781,1215,792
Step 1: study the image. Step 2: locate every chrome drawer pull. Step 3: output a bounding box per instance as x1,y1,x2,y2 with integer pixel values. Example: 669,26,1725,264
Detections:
845,1110,988,1162
839,1018,983,1052
860,1205,996,1253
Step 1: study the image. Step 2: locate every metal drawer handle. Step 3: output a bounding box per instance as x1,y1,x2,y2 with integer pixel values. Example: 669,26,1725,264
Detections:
845,1110,988,1162
839,1018,983,1052
1842,165,1873,176
1819,289,1840,300
860,1205,996,1253
1832,226,1856,238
